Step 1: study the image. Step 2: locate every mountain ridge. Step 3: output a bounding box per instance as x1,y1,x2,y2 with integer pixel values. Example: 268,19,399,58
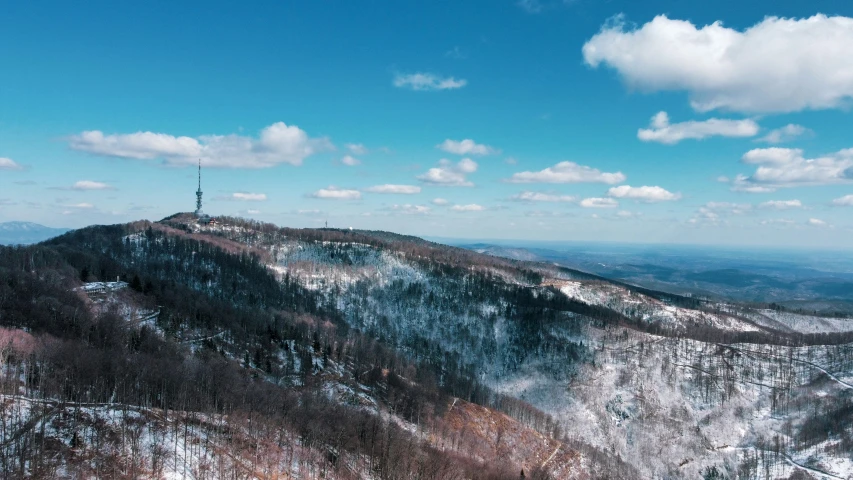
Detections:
1,213,851,478
0,220,71,245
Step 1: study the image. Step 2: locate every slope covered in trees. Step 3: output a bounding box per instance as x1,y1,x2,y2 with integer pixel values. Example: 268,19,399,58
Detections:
1,214,851,478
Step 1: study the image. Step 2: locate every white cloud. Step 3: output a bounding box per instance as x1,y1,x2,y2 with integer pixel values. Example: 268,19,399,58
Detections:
437,139,499,156
583,14,853,113
0,158,23,170
507,161,625,184
580,197,619,208
345,143,367,155
451,204,485,212
445,46,466,59
517,0,543,13
759,199,802,209
72,180,114,191
704,202,752,214
615,210,642,219
63,202,94,209
391,204,431,215
365,184,421,194
689,201,752,225
246,209,261,215
393,72,467,91
309,186,362,200
637,111,758,144
341,155,361,166
228,192,267,201
757,124,811,144
807,218,829,227
68,122,333,168
831,194,853,206
524,210,572,218
607,185,681,202
510,191,577,203
730,177,778,193
431,198,450,205
417,158,478,186
736,147,853,189
761,218,796,226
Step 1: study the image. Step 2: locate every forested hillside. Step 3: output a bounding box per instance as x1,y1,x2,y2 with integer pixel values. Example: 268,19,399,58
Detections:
1,213,851,478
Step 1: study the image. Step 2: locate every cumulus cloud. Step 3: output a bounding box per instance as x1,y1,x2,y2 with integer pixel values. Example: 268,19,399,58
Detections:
451,204,485,212
730,177,778,193
309,186,362,200
437,139,499,156
246,209,261,215
761,218,796,226
71,180,114,191
294,209,324,216
736,147,853,189
431,198,450,205
219,192,267,201
831,194,853,206
615,210,642,219
704,202,752,214
345,143,367,155
0,157,23,170
759,199,802,209
390,204,431,215
364,184,421,194
68,122,333,168
507,161,625,184
580,197,619,208
688,201,752,225
517,0,543,13
582,14,853,113
807,218,829,227
524,210,573,218
341,155,361,166
417,158,478,186
607,185,681,202
757,124,812,144
393,72,467,91
637,111,758,144
509,191,577,203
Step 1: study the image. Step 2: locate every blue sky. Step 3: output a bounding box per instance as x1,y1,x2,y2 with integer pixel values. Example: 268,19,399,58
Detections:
1,0,853,248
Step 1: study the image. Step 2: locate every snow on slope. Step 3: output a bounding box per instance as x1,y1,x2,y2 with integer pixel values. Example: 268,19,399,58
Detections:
491,326,853,479
748,309,853,334
555,280,763,334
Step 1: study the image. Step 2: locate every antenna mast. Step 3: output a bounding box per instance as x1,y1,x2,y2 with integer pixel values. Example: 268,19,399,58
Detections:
195,159,204,216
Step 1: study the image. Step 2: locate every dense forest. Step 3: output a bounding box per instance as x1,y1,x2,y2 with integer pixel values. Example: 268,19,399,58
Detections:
0,219,638,478
2,215,851,478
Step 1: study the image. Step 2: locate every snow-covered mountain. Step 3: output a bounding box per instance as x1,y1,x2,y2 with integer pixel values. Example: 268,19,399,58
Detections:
2,213,851,478
0,221,70,245
164,214,853,478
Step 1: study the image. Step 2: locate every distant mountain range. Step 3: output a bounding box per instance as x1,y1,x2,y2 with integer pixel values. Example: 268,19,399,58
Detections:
0,221,71,245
